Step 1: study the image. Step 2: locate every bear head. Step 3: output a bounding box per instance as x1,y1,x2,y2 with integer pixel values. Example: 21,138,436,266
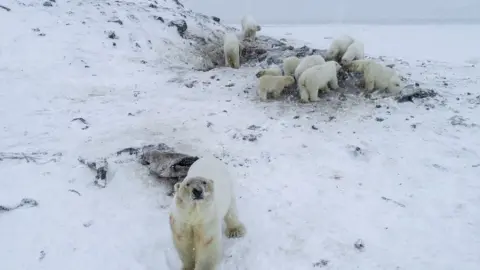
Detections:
174,176,215,209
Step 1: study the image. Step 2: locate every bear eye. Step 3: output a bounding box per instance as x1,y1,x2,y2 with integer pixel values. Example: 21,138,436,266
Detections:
186,183,190,187
202,181,207,185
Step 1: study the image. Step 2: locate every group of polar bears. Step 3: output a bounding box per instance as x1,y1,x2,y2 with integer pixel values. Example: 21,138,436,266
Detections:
224,19,403,102
257,35,403,102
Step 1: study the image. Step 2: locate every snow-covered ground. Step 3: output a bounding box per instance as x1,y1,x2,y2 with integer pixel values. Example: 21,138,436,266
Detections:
1,1,479,270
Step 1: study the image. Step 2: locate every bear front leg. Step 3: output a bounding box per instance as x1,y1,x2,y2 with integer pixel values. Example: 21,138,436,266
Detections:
257,87,268,101
307,85,320,102
272,88,283,99
224,197,246,238
329,77,339,90
173,235,195,270
364,79,375,92
194,230,222,270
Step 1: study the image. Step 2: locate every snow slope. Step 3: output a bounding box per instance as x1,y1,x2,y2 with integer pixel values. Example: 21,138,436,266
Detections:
1,1,479,270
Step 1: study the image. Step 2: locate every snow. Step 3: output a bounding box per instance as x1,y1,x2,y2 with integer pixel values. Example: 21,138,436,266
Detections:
1,1,480,270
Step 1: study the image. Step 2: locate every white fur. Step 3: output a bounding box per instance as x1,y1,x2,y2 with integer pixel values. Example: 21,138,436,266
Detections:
256,65,282,78
294,55,326,80
223,32,240,69
282,56,301,77
170,155,245,270
241,15,261,40
325,35,355,61
258,75,295,101
341,40,365,65
298,61,342,102
348,59,403,94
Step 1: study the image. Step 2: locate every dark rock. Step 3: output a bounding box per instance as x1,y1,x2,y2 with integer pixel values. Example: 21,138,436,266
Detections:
184,81,198,88
396,89,437,103
107,31,118,39
153,16,164,23
354,239,365,251
172,0,184,7
375,104,382,108
108,19,123,25
0,5,11,11
168,19,188,38
149,4,158,8
312,260,329,268
225,83,234,87
375,117,384,122
247,125,261,130
311,125,318,130
112,42,116,47
38,33,46,37
43,1,53,7
211,16,220,23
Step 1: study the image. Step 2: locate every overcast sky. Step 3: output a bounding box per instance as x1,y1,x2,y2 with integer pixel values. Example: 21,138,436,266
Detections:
183,0,480,24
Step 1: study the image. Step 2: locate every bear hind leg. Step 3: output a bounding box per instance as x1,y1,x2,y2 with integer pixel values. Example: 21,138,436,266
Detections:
224,197,246,238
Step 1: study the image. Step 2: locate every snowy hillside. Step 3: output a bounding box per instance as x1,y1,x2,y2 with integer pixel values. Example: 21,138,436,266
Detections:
1,1,480,270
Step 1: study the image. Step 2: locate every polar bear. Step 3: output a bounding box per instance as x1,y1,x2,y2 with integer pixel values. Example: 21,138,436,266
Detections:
283,56,301,77
241,15,261,40
341,40,364,65
256,65,282,78
346,59,403,94
223,32,240,69
169,155,246,270
258,75,295,101
298,61,342,102
325,35,355,62
294,55,326,80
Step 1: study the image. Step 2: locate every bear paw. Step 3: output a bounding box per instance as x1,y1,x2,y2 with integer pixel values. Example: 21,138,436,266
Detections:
225,224,246,238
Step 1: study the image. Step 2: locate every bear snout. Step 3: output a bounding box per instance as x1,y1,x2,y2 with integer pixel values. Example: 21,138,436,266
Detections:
192,188,204,200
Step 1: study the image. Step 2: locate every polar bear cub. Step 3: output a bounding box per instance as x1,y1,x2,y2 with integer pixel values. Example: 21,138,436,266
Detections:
223,32,240,69
258,75,295,101
341,40,365,65
325,35,355,62
241,15,261,40
298,61,342,102
294,55,326,80
283,56,301,77
169,155,246,270
346,59,403,94
256,65,282,78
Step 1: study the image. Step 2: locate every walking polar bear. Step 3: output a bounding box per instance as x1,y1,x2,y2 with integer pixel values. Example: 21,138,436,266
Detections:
325,35,355,62
341,40,365,65
345,59,403,94
294,55,326,80
298,61,342,102
223,32,240,69
169,155,246,270
241,15,261,40
258,75,295,101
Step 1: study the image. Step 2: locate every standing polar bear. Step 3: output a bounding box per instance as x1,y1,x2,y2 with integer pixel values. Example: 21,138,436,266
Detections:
325,35,355,62
294,55,326,80
298,61,342,102
282,56,301,77
223,32,240,69
341,40,365,65
258,75,295,101
346,59,403,94
241,15,261,40
169,155,246,270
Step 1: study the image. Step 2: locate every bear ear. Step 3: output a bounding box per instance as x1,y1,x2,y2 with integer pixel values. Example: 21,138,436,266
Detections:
174,183,181,193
